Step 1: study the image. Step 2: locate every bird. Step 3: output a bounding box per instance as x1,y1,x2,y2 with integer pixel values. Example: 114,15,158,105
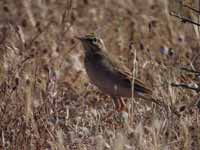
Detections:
76,34,161,112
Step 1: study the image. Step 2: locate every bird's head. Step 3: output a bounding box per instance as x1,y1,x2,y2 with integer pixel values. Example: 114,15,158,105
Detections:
76,34,106,54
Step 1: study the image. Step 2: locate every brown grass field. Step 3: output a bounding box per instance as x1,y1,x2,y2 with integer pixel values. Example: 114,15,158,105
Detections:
0,0,200,149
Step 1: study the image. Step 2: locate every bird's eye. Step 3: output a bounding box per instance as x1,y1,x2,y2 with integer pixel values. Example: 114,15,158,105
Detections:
91,38,98,44
93,38,97,42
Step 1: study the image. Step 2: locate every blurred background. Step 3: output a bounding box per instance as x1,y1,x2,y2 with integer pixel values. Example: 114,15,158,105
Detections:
0,0,200,149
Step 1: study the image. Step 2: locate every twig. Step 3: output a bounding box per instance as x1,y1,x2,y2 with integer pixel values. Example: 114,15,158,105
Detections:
170,12,200,26
180,67,200,74
0,26,7,45
60,0,73,38
150,97,180,117
171,83,200,92
61,0,72,24
26,21,54,48
182,4,200,14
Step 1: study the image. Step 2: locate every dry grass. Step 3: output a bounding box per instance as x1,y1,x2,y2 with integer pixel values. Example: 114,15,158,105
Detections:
0,0,200,149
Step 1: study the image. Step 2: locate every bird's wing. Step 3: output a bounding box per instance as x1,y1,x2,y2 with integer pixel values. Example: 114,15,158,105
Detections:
99,50,152,95
116,67,153,95
110,56,152,95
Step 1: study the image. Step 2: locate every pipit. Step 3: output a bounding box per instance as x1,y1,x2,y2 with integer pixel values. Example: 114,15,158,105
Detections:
76,34,159,112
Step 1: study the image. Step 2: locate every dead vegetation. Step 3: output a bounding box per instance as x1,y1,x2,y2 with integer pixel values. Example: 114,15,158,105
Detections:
0,0,200,149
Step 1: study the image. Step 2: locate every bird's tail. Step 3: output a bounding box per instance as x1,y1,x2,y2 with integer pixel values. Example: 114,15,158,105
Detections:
137,94,180,117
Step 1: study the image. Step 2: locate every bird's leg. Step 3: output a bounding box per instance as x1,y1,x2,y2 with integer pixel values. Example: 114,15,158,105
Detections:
103,97,129,127
113,97,128,112
118,97,127,112
113,97,122,112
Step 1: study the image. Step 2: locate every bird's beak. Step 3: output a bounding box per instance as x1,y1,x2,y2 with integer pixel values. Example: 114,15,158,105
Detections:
75,36,89,50
75,36,85,41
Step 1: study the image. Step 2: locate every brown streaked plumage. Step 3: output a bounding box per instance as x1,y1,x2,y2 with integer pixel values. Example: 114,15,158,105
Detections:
76,34,155,112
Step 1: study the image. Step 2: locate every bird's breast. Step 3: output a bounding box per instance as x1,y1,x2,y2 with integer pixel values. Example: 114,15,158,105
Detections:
84,59,132,97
